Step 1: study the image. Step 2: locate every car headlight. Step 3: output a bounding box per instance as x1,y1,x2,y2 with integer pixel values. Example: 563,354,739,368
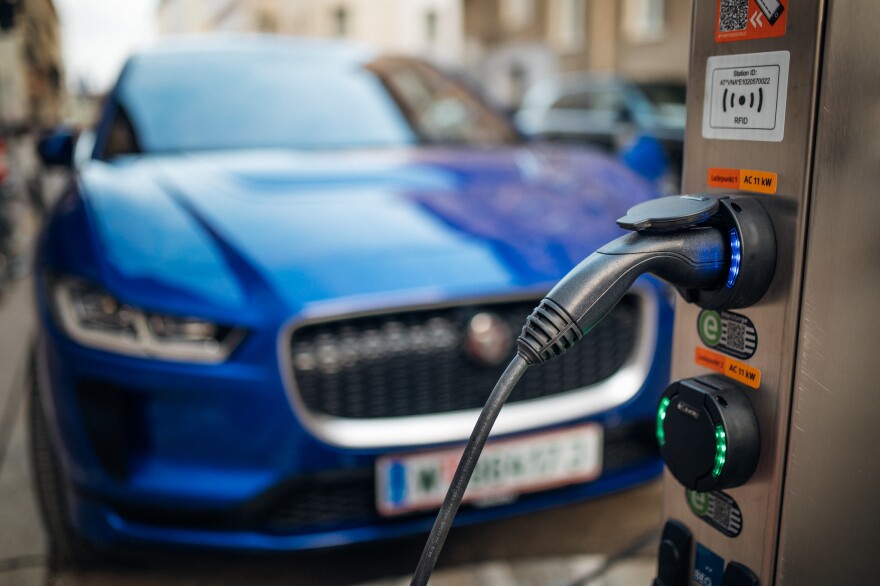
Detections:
51,278,245,363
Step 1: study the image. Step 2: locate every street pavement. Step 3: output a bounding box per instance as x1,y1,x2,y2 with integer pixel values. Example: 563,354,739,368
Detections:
0,279,47,586
0,275,660,586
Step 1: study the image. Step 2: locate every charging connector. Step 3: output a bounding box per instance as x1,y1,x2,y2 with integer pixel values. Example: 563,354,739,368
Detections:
518,227,728,365
410,194,776,585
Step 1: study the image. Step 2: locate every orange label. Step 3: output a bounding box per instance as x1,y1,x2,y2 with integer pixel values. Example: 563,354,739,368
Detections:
716,0,787,44
708,168,778,195
739,169,777,194
695,346,727,373
695,347,762,389
708,168,741,189
725,357,762,388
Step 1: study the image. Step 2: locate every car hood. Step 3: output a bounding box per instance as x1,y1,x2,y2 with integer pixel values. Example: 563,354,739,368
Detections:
74,147,656,322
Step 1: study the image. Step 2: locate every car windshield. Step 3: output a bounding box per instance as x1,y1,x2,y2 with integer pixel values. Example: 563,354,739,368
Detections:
112,46,516,154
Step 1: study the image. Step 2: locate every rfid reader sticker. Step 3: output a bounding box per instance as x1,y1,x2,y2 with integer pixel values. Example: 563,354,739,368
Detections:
703,51,790,142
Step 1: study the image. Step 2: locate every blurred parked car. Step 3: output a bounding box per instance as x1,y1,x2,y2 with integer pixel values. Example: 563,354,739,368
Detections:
31,36,673,565
515,74,686,186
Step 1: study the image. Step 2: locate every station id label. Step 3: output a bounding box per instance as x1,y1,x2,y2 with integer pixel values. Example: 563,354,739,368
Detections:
702,51,790,142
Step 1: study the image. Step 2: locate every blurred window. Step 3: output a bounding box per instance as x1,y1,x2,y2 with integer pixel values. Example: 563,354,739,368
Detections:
334,6,349,37
551,90,623,113
638,82,685,107
637,82,687,126
0,0,15,30
371,58,519,146
622,0,666,42
256,10,280,34
425,10,438,44
104,105,141,158
501,0,535,33
553,0,586,52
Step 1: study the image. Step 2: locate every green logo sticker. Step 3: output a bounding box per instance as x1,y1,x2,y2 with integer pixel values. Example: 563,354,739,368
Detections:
697,309,758,359
698,310,723,346
686,489,743,537
687,489,711,516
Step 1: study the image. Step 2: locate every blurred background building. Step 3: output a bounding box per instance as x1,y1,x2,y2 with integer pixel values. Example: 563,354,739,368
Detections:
1,0,65,244
464,0,690,109
156,0,690,111
157,0,465,66
0,0,693,129
0,0,65,127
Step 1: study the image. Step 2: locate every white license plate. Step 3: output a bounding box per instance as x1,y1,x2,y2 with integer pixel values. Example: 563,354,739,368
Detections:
375,424,603,517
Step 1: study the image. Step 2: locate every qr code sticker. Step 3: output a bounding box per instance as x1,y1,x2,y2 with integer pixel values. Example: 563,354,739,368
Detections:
720,0,748,32
710,495,732,527
725,321,747,352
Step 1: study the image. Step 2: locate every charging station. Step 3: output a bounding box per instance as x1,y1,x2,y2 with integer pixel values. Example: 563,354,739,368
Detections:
656,1,880,584
411,2,879,584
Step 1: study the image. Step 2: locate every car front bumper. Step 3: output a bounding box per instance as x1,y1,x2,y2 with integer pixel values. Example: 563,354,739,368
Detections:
33,285,672,553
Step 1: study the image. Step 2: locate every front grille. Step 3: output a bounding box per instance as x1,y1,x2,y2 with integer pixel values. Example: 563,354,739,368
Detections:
260,469,376,531
289,295,640,419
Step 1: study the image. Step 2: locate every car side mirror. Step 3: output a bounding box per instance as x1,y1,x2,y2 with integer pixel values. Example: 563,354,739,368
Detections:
37,127,78,168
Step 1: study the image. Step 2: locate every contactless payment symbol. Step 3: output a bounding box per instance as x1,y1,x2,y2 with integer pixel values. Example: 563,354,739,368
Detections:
703,51,790,142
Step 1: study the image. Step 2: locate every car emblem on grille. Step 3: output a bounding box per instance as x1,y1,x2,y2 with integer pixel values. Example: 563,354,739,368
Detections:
465,312,513,367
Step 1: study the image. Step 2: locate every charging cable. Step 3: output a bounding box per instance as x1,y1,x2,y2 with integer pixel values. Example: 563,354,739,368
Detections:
411,194,775,585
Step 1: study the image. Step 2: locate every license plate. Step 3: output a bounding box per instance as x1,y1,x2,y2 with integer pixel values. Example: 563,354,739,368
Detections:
376,424,603,517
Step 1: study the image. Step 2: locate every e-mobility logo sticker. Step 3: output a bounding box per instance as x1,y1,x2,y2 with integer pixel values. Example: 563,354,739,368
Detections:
698,309,758,360
687,489,744,538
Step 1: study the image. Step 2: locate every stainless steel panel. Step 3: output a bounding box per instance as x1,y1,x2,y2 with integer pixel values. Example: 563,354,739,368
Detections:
664,1,825,583
776,3,880,583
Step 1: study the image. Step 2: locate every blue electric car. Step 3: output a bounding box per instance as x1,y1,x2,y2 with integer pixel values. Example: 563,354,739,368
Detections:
31,36,672,564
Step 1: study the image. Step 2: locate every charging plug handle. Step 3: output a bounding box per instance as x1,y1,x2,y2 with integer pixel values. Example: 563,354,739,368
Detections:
518,227,727,365
517,194,776,365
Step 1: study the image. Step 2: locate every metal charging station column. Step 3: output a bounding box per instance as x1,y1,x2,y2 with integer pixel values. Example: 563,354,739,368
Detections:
660,1,880,584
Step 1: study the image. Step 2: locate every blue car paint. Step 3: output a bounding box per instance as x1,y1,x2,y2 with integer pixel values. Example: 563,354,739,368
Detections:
36,127,673,551
32,141,671,550
71,148,652,311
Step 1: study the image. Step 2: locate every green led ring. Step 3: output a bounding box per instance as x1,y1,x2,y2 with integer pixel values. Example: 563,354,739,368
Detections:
712,424,728,477
656,397,671,446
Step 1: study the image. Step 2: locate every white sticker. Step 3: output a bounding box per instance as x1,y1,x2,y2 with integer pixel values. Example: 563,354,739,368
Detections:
702,51,790,142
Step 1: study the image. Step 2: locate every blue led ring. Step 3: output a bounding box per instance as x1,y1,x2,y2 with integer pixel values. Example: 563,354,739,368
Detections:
726,228,742,289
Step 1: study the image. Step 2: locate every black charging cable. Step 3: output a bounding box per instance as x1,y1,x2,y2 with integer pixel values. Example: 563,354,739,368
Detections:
411,195,746,585
410,354,530,586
